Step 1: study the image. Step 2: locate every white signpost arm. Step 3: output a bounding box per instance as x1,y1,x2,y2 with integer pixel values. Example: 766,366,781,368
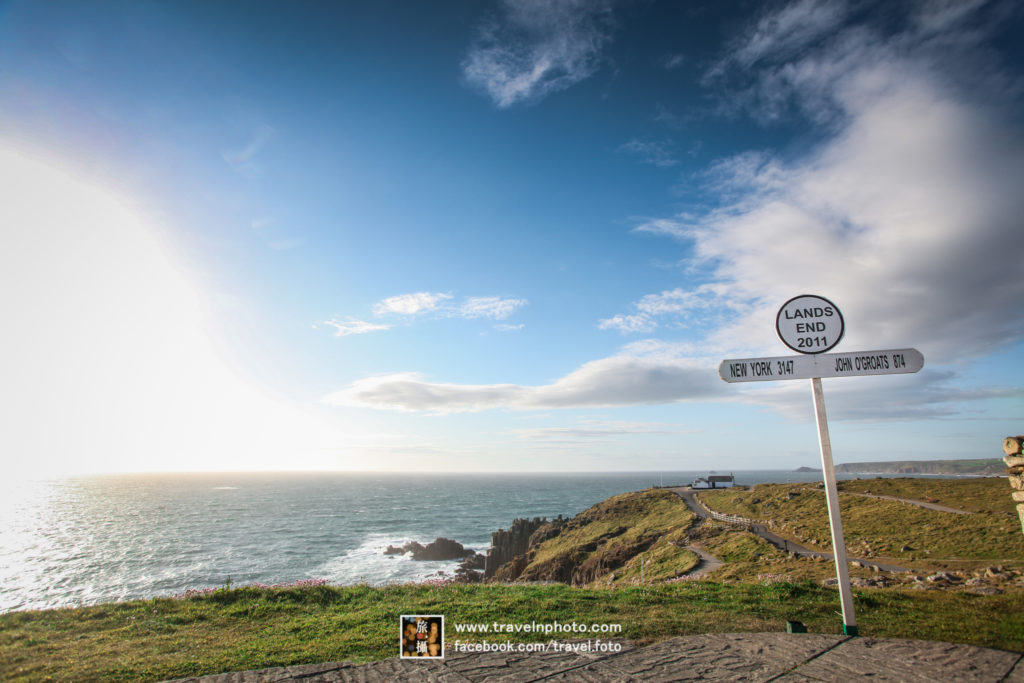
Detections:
811,376,857,635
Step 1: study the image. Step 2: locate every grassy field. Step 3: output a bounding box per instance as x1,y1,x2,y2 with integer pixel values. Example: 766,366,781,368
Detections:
2,581,1023,682
700,478,1024,571
836,477,1018,514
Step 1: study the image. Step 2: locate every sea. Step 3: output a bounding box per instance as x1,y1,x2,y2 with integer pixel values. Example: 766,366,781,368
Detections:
0,470,941,613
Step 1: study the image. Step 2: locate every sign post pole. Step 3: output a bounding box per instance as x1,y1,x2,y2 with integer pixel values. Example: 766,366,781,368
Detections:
811,376,857,635
718,295,925,636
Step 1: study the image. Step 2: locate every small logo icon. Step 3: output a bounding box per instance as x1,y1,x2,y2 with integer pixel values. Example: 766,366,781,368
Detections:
400,615,444,658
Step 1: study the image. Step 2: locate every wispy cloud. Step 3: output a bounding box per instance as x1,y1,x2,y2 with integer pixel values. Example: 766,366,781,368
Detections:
509,419,688,443
632,217,689,240
222,123,275,176
663,53,686,70
323,339,1019,420
323,349,724,413
599,284,745,335
724,0,849,70
597,313,655,334
618,139,679,167
462,0,615,108
460,296,528,319
373,292,452,316
735,369,1024,423
323,317,391,337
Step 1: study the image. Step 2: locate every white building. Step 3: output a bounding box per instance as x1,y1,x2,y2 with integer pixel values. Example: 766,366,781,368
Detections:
693,474,735,489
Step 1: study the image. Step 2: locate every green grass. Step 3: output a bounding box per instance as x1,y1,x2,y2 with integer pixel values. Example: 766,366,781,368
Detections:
700,479,1024,569
836,477,1018,514
2,581,1023,681
514,489,699,585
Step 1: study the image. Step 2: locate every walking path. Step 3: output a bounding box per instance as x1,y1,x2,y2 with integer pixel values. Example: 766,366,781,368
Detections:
668,488,909,573
841,491,973,514
164,633,1024,682
679,544,723,579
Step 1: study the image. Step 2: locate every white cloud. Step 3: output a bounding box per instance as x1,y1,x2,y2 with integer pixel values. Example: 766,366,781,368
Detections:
373,292,451,316
632,217,689,240
323,317,391,337
323,350,725,413
459,296,528,319
641,0,1024,362
599,284,747,335
728,0,849,70
462,0,614,107
618,139,679,167
495,323,525,332
734,368,1024,423
509,419,687,443
597,313,655,334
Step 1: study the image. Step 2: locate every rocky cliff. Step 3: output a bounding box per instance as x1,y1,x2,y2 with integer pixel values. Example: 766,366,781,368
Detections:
484,489,698,586
483,516,563,578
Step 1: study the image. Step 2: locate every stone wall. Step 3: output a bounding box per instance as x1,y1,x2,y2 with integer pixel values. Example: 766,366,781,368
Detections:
1003,435,1024,536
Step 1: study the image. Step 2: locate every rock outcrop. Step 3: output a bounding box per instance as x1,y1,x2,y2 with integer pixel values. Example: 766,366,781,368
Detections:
483,517,562,578
484,489,698,586
384,538,475,561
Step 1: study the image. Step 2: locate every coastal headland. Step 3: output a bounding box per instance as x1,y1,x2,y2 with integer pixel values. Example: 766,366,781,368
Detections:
2,477,1023,681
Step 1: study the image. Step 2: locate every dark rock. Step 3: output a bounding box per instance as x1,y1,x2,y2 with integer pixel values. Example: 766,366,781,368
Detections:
384,538,474,561
484,517,553,579
460,553,485,570
410,538,471,561
454,567,483,583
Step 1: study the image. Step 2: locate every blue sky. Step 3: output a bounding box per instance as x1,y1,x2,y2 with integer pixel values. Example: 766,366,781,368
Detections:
1,0,1022,476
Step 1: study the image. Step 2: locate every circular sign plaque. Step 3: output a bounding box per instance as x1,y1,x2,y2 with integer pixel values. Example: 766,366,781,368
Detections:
776,294,844,354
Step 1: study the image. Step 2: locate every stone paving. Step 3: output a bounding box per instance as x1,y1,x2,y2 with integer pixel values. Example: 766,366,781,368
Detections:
164,633,1024,682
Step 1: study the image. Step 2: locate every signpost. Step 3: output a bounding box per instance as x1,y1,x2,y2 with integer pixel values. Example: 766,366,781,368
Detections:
718,295,924,637
776,294,844,354
718,349,924,382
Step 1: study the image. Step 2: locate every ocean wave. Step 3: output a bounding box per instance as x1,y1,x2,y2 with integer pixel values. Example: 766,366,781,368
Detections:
314,533,484,585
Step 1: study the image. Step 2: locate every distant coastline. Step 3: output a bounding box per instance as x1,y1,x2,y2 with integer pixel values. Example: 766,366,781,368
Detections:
834,458,1004,476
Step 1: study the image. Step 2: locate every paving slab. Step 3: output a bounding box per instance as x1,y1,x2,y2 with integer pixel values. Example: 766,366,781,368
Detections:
550,633,847,682
441,638,636,681
1005,657,1024,683
793,636,1023,683
162,633,1023,683
163,658,469,683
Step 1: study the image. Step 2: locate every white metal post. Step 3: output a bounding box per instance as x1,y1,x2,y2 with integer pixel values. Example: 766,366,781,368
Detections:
811,377,857,635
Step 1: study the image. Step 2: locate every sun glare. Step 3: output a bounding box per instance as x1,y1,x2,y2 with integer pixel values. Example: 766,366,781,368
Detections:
0,146,352,479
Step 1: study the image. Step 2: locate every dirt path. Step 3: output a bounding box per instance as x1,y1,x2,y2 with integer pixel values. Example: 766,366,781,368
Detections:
668,487,910,573
683,544,723,577
841,491,973,514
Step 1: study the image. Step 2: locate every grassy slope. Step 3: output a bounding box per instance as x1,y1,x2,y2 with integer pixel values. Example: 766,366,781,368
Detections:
699,478,1024,570
515,489,700,585
2,582,1023,682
